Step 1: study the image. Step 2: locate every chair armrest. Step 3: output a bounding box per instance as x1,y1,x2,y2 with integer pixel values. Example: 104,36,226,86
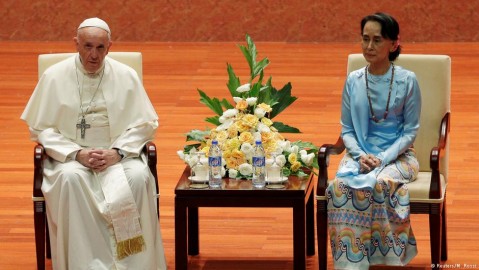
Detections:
317,136,345,196
429,112,450,199
144,141,158,180
33,144,46,199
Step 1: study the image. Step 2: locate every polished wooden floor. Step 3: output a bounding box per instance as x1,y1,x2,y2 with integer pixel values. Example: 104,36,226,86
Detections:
1,41,478,270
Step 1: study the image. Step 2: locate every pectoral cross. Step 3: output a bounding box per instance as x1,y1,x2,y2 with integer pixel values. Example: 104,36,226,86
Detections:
76,116,90,139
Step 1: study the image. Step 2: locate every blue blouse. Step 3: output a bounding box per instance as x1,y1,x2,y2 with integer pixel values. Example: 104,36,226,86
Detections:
340,64,421,166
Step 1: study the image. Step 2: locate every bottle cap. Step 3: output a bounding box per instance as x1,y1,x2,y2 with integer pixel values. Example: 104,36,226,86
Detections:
255,140,261,145
212,140,218,145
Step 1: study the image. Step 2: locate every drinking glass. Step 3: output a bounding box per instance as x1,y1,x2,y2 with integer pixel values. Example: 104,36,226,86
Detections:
266,152,284,189
190,152,208,188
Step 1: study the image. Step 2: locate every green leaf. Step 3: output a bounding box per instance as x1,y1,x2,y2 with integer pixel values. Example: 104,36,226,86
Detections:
272,121,301,133
220,98,234,109
185,129,210,142
184,143,201,153
238,45,253,76
291,141,319,151
253,58,270,78
295,170,309,177
269,82,297,119
226,64,240,96
205,116,221,126
246,34,257,72
249,82,262,98
198,89,224,116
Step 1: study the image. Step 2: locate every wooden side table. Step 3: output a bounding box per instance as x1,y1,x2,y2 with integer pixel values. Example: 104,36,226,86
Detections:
174,167,315,270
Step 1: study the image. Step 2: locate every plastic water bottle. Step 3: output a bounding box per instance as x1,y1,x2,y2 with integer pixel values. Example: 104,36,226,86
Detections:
252,140,266,188
208,140,222,188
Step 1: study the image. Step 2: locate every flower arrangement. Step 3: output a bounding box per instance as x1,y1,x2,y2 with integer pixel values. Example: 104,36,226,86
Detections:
177,34,318,179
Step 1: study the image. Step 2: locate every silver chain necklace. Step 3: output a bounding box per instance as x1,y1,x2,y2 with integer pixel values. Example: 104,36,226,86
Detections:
75,63,105,139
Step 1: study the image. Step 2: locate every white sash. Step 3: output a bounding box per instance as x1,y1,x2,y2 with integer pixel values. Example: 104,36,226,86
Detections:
97,163,145,259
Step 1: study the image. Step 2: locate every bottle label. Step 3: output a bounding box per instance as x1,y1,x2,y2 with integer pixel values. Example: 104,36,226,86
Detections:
209,156,222,167
252,156,265,167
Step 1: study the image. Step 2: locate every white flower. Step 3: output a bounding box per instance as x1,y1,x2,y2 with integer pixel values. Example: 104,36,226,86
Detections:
216,118,234,131
219,115,226,123
299,150,307,156
177,150,185,160
233,97,243,104
238,163,253,176
301,153,315,166
236,83,251,93
276,154,287,167
241,143,254,159
253,132,262,142
266,154,286,168
254,107,266,118
279,140,291,152
257,122,270,133
246,97,257,105
290,145,299,154
228,169,238,178
223,108,239,118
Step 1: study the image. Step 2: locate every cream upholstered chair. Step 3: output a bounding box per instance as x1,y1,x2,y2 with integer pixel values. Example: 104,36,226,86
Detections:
32,52,158,270
316,54,450,269
37,52,143,81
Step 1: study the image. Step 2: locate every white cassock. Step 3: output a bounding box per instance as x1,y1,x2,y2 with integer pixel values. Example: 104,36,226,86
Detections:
21,55,167,270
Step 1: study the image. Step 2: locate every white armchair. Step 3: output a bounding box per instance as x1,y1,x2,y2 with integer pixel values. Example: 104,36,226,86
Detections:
32,52,157,270
316,54,451,269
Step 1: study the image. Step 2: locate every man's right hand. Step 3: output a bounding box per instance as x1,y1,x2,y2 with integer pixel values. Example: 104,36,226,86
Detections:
76,148,122,172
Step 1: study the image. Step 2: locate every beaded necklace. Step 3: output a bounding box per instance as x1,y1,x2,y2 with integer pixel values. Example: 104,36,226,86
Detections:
365,62,394,123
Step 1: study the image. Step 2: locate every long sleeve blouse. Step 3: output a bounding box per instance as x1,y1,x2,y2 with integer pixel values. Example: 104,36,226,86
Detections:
340,64,421,166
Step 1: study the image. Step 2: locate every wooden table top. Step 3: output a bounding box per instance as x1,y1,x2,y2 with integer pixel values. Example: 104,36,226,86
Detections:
175,166,314,197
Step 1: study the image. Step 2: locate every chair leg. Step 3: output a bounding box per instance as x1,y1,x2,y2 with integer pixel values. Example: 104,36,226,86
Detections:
46,218,51,259
429,208,442,266
34,201,46,270
317,200,328,270
441,201,448,261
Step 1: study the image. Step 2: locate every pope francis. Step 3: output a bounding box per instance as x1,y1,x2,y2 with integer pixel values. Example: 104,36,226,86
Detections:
21,18,167,269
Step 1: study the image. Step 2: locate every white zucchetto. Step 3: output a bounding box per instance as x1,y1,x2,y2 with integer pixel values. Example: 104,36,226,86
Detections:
78,17,111,34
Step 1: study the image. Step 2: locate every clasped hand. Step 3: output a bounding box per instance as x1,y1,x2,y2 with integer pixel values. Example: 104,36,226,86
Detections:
359,154,381,174
76,148,121,172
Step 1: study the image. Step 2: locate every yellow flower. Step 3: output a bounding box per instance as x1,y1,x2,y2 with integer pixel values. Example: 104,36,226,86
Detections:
226,149,245,169
257,103,272,113
228,125,239,138
261,117,273,126
288,152,298,163
214,130,228,144
236,114,258,132
236,99,248,111
261,131,275,143
291,161,302,172
239,131,254,144
201,146,210,156
231,149,245,160
263,141,278,157
209,129,218,140
226,137,241,152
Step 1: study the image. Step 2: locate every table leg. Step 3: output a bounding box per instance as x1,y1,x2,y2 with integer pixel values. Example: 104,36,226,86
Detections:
175,198,188,270
293,198,306,270
188,206,199,255
306,189,315,256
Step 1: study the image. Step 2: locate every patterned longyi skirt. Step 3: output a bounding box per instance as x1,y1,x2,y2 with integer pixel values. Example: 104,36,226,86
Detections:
326,149,419,270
